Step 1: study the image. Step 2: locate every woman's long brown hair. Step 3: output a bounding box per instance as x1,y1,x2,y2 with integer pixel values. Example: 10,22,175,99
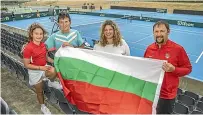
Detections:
99,20,122,47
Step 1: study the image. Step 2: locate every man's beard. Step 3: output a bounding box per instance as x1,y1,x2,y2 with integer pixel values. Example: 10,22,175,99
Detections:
155,36,164,44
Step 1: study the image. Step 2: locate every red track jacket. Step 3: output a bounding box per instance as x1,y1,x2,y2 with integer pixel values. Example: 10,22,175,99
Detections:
144,40,192,99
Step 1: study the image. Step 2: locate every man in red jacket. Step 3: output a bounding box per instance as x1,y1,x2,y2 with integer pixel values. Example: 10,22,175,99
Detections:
144,20,192,114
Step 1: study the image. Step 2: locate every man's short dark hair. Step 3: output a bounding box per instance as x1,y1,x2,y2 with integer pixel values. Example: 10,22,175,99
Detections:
153,20,170,32
58,11,71,23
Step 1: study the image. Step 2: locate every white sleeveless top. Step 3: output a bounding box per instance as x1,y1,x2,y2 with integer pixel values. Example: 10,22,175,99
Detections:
93,39,130,56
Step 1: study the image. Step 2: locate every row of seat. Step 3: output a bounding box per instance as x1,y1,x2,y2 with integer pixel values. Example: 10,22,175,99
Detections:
177,88,203,101
1,39,22,56
1,51,29,84
1,29,28,56
173,102,203,114
1,28,28,43
173,88,203,114
1,29,27,41
1,33,26,45
175,94,203,113
1,97,17,114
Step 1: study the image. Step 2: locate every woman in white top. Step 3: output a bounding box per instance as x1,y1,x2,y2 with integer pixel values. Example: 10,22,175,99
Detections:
94,20,130,56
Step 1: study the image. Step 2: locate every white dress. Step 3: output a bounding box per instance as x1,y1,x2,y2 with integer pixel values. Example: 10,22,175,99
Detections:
28,69,45,86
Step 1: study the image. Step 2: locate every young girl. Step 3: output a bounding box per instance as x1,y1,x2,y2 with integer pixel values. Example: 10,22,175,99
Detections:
23,23,61,114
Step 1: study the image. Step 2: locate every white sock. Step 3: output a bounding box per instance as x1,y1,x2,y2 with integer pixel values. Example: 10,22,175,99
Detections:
41,104,45,108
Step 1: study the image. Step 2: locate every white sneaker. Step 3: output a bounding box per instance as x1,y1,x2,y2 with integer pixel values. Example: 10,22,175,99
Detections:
48,80,62,89
41,106,51,115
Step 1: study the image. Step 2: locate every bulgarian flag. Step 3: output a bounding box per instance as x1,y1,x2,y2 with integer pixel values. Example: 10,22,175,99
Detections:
54,47,165,114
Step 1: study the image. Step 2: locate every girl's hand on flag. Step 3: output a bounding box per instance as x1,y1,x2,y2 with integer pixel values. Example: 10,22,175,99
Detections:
162,62,175,72
47,66,52,70
62,42,73,47
39,66,51,71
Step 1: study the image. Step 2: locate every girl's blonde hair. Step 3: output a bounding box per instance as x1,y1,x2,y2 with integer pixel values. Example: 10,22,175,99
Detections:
27,23,47,42
99,20,122,47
